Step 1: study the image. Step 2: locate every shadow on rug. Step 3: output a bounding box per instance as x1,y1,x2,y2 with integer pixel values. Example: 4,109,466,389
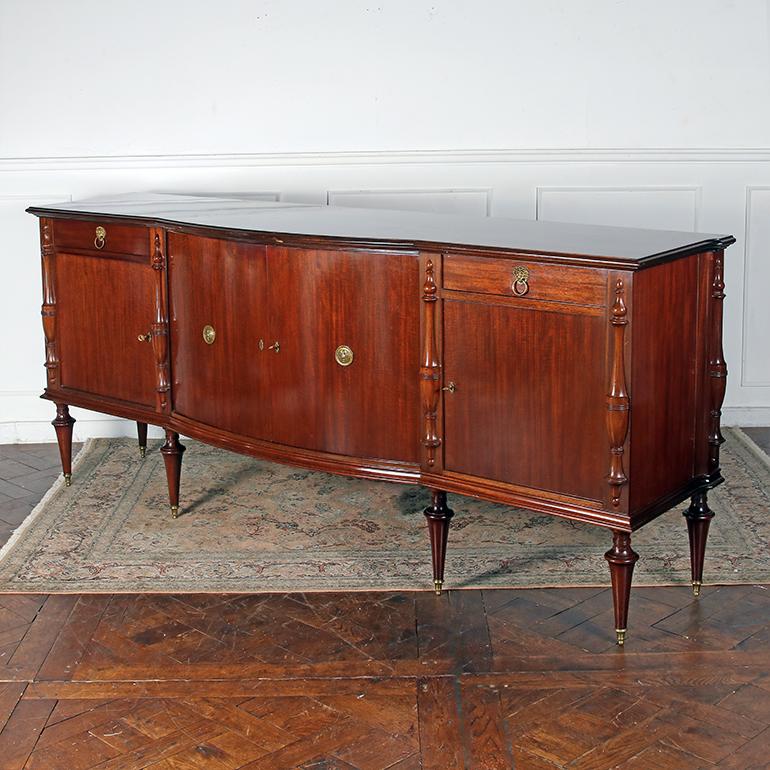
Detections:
0,428,767,593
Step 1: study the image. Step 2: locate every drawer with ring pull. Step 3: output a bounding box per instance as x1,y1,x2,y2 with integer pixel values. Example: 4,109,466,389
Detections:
442,254,606,307
52,219,150,258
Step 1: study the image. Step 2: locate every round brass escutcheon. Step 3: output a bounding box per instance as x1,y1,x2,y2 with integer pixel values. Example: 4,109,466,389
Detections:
335,344,354,367
202,324,216,345
94,225,106,250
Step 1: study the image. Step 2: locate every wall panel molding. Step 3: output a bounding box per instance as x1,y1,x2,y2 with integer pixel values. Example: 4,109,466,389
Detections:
327,188,492,216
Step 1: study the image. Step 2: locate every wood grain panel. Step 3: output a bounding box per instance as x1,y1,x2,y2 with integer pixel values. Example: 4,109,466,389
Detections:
168,233,270,440
266,247,420,463
57,253,156,407
443,298,607,501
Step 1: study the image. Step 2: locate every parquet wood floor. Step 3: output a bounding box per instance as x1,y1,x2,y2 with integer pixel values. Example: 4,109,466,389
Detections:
0,441,768,769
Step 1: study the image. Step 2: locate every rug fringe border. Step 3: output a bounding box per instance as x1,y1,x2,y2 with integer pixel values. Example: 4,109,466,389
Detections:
0,438,96,566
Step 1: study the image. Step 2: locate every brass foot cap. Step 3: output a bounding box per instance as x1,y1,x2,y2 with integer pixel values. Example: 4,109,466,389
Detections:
139,446,147,458
433,579,443,596
64,473,72,487
616,629,626,646
170,505,179,519
692,580,702,597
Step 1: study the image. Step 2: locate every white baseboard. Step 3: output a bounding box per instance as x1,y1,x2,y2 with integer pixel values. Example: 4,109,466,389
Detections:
721,406,770,427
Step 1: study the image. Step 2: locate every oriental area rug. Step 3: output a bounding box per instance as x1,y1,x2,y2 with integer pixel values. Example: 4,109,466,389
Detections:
0,428,767,593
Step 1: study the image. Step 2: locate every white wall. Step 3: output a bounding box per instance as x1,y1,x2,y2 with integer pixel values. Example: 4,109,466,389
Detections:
1,0,769,441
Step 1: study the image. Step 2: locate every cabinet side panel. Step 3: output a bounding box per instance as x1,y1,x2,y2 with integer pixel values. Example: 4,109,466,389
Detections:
629,254,700,513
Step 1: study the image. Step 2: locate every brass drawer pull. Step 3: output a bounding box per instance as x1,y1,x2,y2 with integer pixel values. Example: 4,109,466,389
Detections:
94,225,106,250
335,345,354,366
202,325,216,344
442,381,456,394
137,332,152,343
259,339,280,352
512,265,530,297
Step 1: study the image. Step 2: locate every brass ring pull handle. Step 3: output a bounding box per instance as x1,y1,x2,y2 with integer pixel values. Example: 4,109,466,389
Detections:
94,226,106,250
137,332,152,343
202,325,216,345
442,381,456,394
512,265,530,297
334,345,354,366
259,339,280,352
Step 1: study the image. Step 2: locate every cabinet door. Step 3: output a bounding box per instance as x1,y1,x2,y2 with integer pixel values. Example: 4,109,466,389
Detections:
443,298,608,502
169,233,270,439
57,252,156,407
266,247,420,463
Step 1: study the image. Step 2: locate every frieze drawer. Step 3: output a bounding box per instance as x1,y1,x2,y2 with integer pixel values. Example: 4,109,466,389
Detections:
443,254,607,306
52,219,150,258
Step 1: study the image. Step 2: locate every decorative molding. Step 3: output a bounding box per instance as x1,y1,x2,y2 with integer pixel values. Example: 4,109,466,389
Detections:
606,277,630,507
6,148,770,173
741,186,770,387
419,258,442,470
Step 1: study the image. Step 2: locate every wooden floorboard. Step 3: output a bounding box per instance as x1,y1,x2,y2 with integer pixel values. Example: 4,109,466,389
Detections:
0,443,768,767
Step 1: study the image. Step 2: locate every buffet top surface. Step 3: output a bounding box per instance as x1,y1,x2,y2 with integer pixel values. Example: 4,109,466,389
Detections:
29,192,734,265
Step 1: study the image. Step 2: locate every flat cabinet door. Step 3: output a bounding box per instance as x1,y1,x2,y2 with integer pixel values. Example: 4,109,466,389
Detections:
57,252,156,407
443,299,607,502
169,233,270,439
266,247,420,463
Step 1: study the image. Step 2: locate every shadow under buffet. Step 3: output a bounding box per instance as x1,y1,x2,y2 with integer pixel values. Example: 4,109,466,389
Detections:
28,193,736,645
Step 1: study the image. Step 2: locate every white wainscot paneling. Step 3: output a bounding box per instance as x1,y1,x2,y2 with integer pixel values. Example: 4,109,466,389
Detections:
327,188,491,216
742,188,770,387
536,187,700,231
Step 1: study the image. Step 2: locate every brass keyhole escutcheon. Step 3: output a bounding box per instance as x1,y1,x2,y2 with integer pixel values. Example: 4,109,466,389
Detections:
512,265,530,297
442,381,456,394
335,345,354,367
202,325,216,345
137,332,152,343
94,226,106,250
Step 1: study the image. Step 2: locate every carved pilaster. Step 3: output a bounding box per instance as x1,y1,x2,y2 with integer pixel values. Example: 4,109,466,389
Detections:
150,231,171,413
420,258,441,470
707,251,727,473
40,218,59,389
606,277,630,507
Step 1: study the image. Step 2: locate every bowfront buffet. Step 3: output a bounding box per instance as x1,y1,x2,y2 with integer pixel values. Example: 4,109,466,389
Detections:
28,193,735,644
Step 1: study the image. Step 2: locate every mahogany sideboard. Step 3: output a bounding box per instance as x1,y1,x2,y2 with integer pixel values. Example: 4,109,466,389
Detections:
28,193,735,644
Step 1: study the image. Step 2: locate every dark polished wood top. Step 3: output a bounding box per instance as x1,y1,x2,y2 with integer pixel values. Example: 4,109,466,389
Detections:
28,192,734,266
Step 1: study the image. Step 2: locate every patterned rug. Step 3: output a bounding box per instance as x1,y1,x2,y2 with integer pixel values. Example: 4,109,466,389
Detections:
0,428,767,593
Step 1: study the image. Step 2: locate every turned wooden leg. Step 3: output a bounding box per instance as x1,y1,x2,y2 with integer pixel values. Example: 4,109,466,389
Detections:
604,530,639,646
423,490,454,595
137,422,148,458
684,491,714,597
160,430,185,518
52,404,75,486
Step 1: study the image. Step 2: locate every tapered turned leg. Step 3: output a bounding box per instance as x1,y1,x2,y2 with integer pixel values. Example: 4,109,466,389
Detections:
137,422,148,458
423,490,454,595
604,530,639,646
683,491,714,597
52,404,75,486
160,430,185,518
